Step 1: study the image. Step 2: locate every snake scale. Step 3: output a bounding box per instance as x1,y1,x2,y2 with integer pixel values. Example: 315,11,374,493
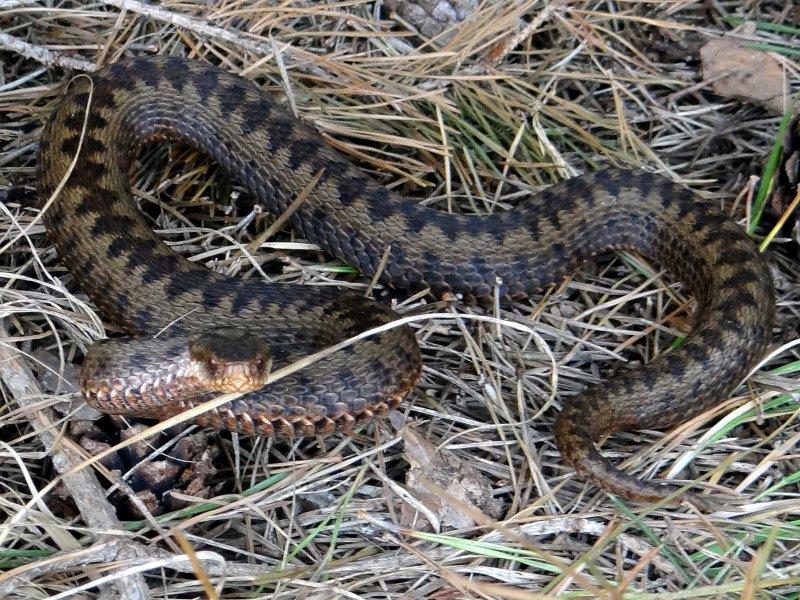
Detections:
37,56,775,503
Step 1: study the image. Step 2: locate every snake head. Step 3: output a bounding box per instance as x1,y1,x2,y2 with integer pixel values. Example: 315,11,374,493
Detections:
189,328,272,393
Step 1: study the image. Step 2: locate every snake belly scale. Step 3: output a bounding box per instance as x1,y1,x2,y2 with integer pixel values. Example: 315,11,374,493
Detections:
37,56,775,503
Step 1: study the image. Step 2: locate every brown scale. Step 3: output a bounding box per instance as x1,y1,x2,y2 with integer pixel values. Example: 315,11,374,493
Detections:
37,56,775,504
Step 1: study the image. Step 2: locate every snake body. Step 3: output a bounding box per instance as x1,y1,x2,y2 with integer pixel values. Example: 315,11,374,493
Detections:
38,57,775,502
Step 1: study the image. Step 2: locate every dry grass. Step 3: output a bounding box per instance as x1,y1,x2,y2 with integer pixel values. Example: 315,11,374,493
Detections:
1,1,799,598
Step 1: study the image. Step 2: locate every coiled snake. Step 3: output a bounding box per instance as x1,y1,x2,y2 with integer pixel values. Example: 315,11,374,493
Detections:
37,57,775,503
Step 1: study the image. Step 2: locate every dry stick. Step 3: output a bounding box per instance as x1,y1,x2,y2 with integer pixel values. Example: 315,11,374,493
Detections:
245,169,323,254
364,245,392,298
101,0,274,55
26,551,227,600
174,531,219,600
0,536,414,595
0,541,456,594
0,31,96,71
0,0,37,7
99,0,471,92
0,323,150,600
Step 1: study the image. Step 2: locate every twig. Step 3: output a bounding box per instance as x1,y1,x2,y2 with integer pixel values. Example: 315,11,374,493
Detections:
0,538,322,595
101,0,274,55
245,169,324,253
100,0,331,78
0,31,96,71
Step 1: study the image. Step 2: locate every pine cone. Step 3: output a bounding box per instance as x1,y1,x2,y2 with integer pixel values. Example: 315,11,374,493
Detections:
384,0,478,40
71,418,218,519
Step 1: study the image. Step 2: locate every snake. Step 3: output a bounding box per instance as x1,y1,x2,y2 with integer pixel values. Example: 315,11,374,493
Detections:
37,56,775,503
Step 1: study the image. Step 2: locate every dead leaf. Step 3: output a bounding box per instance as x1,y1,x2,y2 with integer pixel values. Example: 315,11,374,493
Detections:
399,426,503,530
700,37,788,114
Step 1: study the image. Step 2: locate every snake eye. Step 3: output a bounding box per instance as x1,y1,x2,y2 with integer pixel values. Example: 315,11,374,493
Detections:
256,357,266,371
208,357,219,374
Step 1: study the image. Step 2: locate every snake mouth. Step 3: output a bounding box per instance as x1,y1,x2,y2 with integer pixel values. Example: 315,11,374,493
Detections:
198,361,273,393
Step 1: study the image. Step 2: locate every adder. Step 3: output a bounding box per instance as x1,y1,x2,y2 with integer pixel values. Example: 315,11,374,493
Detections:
37,56,775,503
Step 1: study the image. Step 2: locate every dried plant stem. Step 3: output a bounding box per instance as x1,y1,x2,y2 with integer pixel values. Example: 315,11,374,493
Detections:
0,31,96,71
